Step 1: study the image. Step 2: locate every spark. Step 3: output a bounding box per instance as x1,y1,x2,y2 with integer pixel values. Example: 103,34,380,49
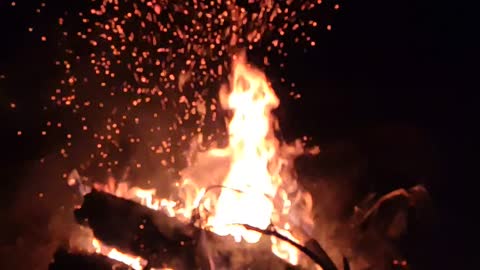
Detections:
16,0,337,195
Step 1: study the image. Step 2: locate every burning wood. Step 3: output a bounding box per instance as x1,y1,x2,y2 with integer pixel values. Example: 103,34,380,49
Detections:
73,190,196,269
57,54,336,269
71,189,342,269
49,54,429,270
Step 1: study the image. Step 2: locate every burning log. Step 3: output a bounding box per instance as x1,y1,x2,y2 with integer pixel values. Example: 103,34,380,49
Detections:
49,248,131,270
74,190,197,268
241,224,342,270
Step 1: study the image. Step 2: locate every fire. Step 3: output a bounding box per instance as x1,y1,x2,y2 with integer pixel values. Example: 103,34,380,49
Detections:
91,238,147,270
206,55,280,243
182,54,310,265
88,175,179,216
70,54,314,267
271,225,300,265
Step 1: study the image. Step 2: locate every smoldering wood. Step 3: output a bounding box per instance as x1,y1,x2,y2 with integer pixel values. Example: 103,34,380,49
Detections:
75,190,301,269
48,248,131,270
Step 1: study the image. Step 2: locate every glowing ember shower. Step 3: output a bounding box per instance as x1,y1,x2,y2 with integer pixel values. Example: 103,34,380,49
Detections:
206,55,281,243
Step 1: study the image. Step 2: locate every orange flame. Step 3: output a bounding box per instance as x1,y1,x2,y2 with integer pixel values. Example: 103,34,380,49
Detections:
206,56,280,244
184,54,309,265
91,238,147,270
71,54,314,267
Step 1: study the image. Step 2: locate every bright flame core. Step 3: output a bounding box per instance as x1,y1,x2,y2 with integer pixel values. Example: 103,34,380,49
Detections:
206,56,280,243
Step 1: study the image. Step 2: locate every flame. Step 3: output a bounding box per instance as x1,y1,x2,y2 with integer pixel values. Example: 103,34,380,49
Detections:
189,54,306,265
205,56,280,244
271,224,300,265
70,54,314,267
91,238,147,270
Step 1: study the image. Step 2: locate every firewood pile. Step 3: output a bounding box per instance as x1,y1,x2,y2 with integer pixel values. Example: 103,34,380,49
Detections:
48,190,344,270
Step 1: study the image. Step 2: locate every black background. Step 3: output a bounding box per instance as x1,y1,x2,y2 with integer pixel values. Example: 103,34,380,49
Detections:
0,0,477,269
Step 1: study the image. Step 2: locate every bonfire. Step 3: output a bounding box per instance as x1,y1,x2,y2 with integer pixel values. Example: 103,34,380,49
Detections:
50,54,426,270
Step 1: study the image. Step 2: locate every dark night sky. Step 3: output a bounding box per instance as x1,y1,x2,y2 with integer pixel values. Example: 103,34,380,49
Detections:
0,0,477,269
